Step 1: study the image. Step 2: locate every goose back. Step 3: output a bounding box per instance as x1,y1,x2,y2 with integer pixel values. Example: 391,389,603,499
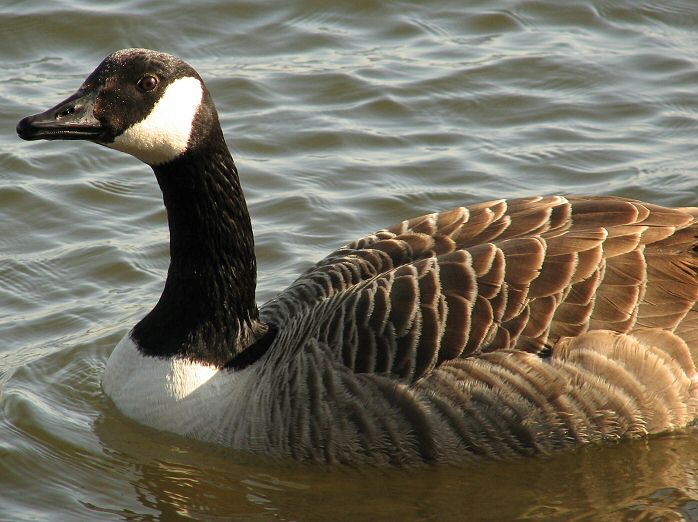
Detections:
261,195,698,378
248,195,698,463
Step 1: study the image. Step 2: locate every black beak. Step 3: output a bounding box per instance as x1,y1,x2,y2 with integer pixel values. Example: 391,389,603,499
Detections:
16,88,105,141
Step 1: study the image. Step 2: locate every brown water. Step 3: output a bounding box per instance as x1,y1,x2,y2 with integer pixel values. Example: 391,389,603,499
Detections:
2,1,698,520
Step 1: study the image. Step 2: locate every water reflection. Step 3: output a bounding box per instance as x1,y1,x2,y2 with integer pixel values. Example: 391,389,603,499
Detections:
92,402,698,521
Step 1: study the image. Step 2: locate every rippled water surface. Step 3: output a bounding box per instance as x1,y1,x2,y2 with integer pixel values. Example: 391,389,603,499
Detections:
3,1,698,520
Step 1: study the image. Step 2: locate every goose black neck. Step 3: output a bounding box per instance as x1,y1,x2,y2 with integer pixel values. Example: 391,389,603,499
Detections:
131,129,267,366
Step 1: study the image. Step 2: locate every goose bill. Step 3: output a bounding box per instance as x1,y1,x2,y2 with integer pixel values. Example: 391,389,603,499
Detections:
16,88,105,141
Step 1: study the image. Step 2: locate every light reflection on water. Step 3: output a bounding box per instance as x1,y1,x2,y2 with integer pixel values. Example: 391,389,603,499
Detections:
2,1,698,520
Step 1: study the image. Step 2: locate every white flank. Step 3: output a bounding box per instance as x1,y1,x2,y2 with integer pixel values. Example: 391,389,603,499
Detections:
102,332,255,441
107,76,203,165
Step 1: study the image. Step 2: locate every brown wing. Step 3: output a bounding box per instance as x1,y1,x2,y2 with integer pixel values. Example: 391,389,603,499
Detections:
261,196,698,383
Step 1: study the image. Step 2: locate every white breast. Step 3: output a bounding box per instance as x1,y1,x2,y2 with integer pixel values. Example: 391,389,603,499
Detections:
102,333,256,443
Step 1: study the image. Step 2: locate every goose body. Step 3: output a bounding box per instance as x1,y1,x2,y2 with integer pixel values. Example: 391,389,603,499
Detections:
17,49,698,465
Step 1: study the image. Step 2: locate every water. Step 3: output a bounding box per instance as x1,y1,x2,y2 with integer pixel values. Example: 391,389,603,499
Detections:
2,0,698,519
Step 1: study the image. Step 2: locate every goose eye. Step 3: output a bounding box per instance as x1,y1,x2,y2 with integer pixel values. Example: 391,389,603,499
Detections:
137,75,158,92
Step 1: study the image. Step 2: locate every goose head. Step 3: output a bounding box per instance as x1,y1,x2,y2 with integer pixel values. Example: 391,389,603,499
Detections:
16,48,218,166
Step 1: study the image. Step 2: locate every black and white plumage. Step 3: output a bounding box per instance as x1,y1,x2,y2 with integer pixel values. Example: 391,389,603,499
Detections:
17,49,698,465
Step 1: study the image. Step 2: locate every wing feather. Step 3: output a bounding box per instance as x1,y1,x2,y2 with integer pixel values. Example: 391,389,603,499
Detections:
261,196,698,386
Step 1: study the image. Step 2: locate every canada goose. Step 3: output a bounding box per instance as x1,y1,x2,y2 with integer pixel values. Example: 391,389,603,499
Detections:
16,49,698,465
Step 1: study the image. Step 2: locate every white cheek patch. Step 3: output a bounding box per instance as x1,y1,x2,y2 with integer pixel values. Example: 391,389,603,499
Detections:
108,76,203,165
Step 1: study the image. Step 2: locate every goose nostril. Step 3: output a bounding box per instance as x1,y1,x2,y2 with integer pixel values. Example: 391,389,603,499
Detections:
56,106,77,119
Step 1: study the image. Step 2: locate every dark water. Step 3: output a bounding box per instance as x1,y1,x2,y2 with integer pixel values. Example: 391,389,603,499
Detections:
2,1,698,520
